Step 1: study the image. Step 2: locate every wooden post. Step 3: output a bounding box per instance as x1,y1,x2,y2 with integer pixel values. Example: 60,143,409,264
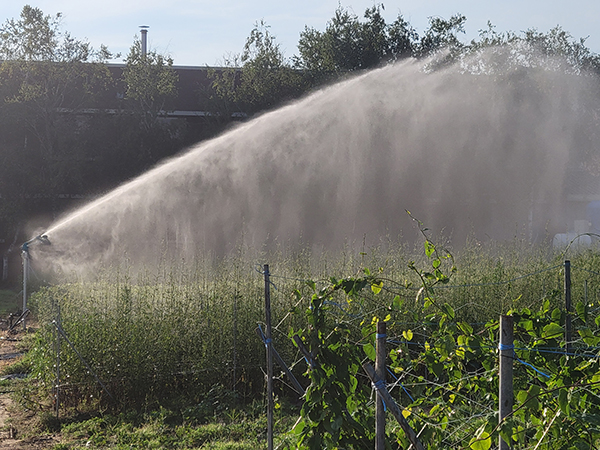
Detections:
263,264,274,450
499,315,514,450
233,291,238,395
564,260,572,355
376,321,386,450
55,304,61,419
363,363,425,450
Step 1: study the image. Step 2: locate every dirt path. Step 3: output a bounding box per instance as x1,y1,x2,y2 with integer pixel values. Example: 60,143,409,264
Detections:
0,325,56,449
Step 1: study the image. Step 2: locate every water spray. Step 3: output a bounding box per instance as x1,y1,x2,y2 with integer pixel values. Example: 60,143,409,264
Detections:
21,234,51,330
33,52,599,277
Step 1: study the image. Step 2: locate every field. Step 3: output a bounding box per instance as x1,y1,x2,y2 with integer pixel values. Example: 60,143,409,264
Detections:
4,235,600,448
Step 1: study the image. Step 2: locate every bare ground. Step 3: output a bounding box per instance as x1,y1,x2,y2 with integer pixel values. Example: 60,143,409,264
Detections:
0,322,56,449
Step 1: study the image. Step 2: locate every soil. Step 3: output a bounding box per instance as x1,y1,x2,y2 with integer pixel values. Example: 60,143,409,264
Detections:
0,320,56,449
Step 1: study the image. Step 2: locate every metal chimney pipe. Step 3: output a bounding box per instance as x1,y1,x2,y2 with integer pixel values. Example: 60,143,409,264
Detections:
140,25,149,57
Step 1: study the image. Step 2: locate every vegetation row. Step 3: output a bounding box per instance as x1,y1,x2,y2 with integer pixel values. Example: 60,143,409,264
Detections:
14,235,600,448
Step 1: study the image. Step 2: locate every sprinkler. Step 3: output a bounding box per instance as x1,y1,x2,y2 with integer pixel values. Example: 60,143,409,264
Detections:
21,235,51,330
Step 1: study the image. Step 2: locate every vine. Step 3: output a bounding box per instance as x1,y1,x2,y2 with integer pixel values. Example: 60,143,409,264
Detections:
285,228,600,449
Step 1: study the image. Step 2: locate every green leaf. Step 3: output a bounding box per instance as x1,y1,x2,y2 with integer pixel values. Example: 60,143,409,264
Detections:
392,295,403,311
542,298,551,313
469,427,492,450
542,322,563,339
425,240,435,258
516,390,528,404
458,321,473,335
403,329,413,341
363,343,376,361
551,307,562,321
442,303,455,320
575,301,588,323
521,319,533,331
558,388,570,416
371,281,383,295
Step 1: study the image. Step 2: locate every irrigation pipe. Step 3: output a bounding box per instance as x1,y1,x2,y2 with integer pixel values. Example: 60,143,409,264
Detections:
7,309,29,333
51,320,114,401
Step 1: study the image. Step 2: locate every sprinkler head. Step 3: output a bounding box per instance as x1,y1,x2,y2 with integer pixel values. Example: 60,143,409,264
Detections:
37,235,51,245
22,234,51,251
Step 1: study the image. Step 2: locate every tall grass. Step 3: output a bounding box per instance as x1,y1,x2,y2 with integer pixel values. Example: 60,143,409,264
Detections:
26,237,600,411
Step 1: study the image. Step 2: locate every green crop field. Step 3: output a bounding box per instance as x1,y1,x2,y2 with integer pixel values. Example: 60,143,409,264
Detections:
12,236,600,448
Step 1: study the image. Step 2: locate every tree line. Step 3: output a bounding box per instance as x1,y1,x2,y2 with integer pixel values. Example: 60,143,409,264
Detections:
1,4,599,283
212,5,600,113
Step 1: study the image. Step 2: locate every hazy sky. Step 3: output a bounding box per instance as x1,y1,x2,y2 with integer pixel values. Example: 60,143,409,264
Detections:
1,1,599,66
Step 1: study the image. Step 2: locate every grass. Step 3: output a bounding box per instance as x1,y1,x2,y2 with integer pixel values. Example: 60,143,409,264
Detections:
0,289,21,315
28,390,297,449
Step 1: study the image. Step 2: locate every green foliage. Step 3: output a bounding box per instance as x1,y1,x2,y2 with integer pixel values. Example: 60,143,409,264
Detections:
289,278,376,449
416,14,467,58
0,290,21,315
122,36,179,128
210,21,306,114
52,403,273,449
295,5,418,81
281,233,600,448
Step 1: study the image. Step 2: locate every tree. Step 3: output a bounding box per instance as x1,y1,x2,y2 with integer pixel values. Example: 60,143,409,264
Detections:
121,36,179,129
415,14,467,58
0,6,115,157
0,5,117,282
210,21,306,114
295,5,418,82
118,35,183,168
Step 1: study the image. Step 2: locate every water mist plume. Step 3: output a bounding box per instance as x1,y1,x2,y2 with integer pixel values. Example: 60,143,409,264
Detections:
33,50,600,277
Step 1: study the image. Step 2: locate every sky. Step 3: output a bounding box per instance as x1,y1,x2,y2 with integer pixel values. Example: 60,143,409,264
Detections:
1,1,599,67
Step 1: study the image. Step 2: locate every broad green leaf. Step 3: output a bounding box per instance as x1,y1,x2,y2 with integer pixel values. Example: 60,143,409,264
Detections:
469,427,492,450
403,329,413,341
521,319,533,331
542,322,563,339
551,307,562,321
442,303,455,320
458,321,473,335
371,281,383,295
575,301,588,323
558,389,570,416
363,343,376,361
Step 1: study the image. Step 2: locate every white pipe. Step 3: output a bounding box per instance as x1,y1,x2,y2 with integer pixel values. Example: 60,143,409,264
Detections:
140,26,149,57
22,247,28,331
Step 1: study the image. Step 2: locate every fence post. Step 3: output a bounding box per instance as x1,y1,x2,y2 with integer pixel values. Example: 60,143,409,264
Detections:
233,290,238,395
499,314,514,450
55,304,61,419
564,260,572,355
376,321,386,450
363,363,424,450
263,264,274,450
